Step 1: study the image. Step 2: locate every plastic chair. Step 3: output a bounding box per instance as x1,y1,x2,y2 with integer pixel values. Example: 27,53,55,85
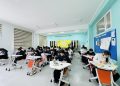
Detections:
96,69,118,86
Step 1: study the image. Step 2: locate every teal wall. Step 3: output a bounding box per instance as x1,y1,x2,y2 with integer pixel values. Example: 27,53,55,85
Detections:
47,32,88,47
88,0,120,80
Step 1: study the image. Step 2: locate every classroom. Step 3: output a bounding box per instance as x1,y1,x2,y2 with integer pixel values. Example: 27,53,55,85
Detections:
0,0,120,86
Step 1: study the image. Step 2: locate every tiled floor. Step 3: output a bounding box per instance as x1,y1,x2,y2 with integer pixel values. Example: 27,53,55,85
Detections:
0,53,98,86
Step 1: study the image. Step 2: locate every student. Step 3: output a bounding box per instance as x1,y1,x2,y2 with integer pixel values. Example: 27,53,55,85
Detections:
56,50,71,63
0,48,8,59
35,46,43,56
64,48,69,58
84,48,95,64
92,51,120,82
13,47,26,64
80,46,88,64
53,50,71,84
68,47,73,60
45,47,52,61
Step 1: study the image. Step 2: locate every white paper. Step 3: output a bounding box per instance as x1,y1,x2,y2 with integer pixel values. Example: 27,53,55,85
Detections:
100,37,111,50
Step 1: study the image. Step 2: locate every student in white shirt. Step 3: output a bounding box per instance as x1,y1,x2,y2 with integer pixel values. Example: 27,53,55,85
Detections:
92,51,120,82
93,51,113,64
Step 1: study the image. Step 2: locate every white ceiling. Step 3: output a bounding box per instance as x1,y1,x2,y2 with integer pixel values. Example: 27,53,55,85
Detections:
0,0,104,33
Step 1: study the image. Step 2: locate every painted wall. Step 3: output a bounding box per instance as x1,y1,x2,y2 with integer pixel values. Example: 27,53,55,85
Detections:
39,35,47,47
88,0,120,83
47,32,88,48
32,33,40,49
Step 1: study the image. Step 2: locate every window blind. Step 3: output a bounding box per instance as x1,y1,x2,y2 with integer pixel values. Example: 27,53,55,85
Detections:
14,28,32,50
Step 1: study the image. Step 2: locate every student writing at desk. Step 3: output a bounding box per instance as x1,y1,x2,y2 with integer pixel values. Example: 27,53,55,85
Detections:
54,50,71,85
92,51,120,82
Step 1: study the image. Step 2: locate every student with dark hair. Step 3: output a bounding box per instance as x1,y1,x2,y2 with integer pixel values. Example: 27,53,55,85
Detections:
83,48,95,65
80,46,88,64
45,47,52,61
13,47,26,64
92,51,120,82
0,48,8,59
53,50,71,84
35,46,43,56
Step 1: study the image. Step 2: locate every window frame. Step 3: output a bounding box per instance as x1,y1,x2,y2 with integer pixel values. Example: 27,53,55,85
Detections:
96,10,112,35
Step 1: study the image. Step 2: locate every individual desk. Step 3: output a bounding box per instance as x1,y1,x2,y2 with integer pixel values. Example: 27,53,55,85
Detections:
6,55,23,71
50,61,71,86
27,56,41,60
44,53,51,56
89,61,118,86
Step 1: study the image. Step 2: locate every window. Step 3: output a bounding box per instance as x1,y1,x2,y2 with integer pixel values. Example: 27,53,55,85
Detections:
14,28,32,50
97,11,111,34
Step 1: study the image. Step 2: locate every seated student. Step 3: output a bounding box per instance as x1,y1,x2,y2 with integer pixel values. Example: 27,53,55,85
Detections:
35,46,43,56
92,51,120,82
84,48,95,65
64,48,69,58
56,50,71,63
45,47,52,61
79,45,86,55
0,48,8,59
68,48,73,60
13,47,26,64
51,48,58,59
80,46,88,64
54,50,71,84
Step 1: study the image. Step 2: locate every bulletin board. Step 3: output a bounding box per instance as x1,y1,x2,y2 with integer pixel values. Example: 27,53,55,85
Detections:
94,29,117,60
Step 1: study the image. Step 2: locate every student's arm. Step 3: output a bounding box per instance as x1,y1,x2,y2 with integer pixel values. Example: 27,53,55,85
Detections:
93,54,99,63
109,58,114,65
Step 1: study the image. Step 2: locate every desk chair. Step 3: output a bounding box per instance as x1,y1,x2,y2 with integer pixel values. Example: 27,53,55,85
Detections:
90,69,119,86
6,55,23,71
27,59,41,76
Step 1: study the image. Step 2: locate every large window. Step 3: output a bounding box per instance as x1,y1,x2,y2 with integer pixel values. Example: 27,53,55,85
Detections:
14,28,32,50
97,11,111,34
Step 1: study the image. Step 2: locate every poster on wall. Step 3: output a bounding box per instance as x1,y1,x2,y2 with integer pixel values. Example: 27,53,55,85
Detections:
100,37,111,50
